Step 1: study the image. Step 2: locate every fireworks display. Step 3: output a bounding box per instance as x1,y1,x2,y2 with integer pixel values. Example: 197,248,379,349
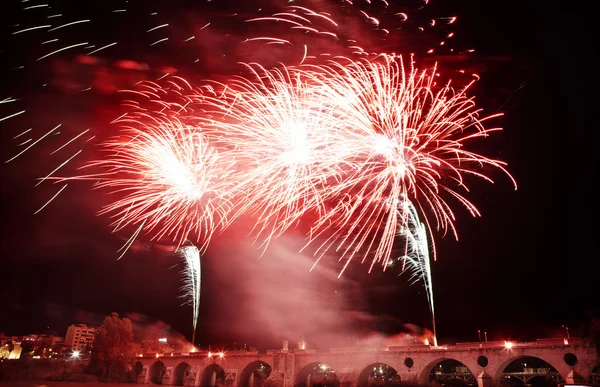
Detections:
292,56,516,274
1,0,517,343
65,55,514,272
216,63,356,247
177,244,202,346
83,112,234,250
393,198,437,346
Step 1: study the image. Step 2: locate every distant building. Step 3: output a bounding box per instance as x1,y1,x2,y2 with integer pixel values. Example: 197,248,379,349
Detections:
1,332,67,359
45,335,64,346
7,344,22,359
64,324,97,350
22,334,38,342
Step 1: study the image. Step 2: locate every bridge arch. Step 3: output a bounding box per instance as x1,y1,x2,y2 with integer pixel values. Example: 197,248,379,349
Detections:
419,358,476,386
239,360,272,387
494,355,563,386
357,363,401,387
296,362,339,387
149,360,166,385
201,363,226,387
173,361,191,386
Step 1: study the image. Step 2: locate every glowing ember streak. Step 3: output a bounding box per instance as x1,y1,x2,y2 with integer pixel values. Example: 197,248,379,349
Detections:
147,24,169,32
13,128,32,139
36,150,81,186
50,129,90,155
178,244,201,346
6,124,61,163
0,110,26,122
116,220,146,260
12,25,51,35
47,19,90,32
149,38,168,46
23,4,50,10
36,42,88,61
87,42,118,55
33,183,68,215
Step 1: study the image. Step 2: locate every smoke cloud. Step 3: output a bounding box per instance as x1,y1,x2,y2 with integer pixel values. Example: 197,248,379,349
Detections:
200,225,400,349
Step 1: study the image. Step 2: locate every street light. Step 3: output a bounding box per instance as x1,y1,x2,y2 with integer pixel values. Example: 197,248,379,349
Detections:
71,350,80,359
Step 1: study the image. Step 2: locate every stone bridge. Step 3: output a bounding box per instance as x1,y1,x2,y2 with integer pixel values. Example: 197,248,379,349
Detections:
135,338,598,387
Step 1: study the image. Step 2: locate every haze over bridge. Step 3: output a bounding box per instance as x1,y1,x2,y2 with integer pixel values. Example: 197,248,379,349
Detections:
136,338,598,387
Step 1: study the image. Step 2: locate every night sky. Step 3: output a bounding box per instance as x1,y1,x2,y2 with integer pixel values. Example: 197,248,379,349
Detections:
0,0,597,349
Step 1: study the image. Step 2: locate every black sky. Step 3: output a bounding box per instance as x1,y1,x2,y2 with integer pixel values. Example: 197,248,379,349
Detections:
0,0,598,348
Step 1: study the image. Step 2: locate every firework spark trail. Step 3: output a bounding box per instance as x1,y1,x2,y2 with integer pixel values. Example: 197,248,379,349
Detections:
50,129,90,155
243,3,460,64
11,25,52,35
396,198,437,346
87,42,118,56
0,98,23,126
48,19,90,32
36,42,89,61
178,244,201,346
0,110,26,123
33,183,68,215
13,128,32,139
116,220,146,260
5,124,61,163
36,149,82,186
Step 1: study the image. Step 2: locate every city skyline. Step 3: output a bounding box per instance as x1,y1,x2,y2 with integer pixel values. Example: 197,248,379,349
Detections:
0,0,597,351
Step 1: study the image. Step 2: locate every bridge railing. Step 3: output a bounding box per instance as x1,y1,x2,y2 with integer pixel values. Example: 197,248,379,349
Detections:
440,338,580,349
134,338,583,359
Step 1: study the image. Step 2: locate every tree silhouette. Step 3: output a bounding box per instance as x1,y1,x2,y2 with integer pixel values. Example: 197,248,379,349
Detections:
89,312,135,382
